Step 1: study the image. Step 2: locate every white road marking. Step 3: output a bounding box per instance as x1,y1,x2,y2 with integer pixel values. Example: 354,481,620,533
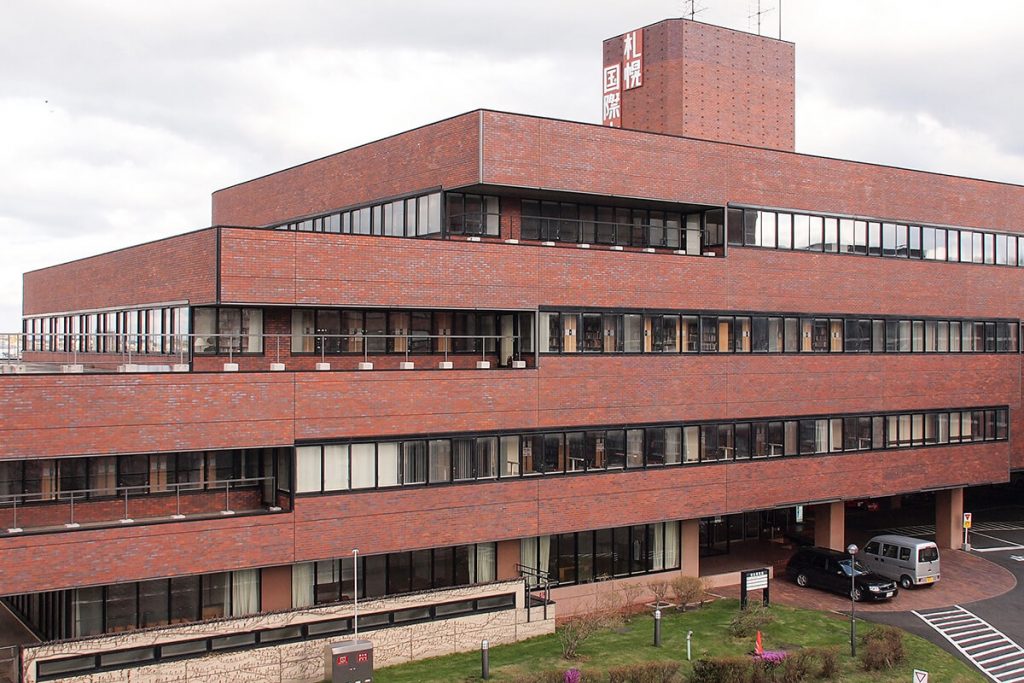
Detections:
915,605,1024,682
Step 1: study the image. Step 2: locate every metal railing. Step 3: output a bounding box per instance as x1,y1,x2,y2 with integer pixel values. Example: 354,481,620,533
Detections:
520,215,712,251
446,212,501,237
10,331,527,373
1,475,276,533
515,564,552,622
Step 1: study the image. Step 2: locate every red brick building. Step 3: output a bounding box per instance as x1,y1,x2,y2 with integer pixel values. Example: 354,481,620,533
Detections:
3,17,1021,682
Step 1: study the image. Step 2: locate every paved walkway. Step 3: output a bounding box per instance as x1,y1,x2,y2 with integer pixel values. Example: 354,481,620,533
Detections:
716,549,1016,613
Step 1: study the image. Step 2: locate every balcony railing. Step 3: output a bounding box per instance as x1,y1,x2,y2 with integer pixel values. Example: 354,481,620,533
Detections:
520,215,716,252
10,331,529,374
1,476,280,535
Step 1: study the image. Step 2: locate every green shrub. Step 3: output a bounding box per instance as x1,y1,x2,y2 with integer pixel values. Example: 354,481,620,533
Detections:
727,604,775,638
608,661,681,683
860,625,906,671
813,646,840,679
688,656,751,683
777,650,812,683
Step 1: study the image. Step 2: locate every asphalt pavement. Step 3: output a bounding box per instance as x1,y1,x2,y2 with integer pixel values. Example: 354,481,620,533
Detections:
865,512,1024,681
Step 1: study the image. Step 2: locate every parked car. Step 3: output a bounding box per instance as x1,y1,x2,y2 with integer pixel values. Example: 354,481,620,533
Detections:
785,546,899,601
862,535,940,588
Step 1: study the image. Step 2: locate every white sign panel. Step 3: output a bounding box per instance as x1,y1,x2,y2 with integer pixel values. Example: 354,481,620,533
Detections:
913,670,928,683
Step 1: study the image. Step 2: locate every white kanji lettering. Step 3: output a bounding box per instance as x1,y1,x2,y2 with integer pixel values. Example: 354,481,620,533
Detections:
603,64,621,94
603,92,621,123
623,58,642,89
623,30,642,60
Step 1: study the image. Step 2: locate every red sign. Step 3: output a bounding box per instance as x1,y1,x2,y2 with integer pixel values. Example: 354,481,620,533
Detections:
336,655,348,665
357,652,369,663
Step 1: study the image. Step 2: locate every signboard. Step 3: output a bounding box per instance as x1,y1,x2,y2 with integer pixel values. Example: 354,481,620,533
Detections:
913,669,929,683
740,568,770,608
963,512,972,529
327,639,373,683
602,27,643,127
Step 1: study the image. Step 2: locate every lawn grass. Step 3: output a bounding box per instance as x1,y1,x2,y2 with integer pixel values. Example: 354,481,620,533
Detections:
373,599,984,682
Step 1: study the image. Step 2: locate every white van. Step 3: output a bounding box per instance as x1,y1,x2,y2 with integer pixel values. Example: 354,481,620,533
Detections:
862,535,940,588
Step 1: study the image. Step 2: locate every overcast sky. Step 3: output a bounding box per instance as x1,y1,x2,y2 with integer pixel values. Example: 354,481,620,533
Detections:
2,0,1024,330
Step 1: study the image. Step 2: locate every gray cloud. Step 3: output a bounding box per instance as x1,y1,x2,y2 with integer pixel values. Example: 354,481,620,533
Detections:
1,0,1023,330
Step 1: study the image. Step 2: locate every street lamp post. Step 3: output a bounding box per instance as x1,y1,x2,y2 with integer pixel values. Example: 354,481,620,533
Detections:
352,548,359,637
847,543,858,657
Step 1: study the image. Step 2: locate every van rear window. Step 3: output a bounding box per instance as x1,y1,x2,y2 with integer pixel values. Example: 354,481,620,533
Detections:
919,547,939,563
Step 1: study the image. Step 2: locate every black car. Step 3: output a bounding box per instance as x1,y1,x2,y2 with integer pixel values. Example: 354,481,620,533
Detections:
785,546,898,601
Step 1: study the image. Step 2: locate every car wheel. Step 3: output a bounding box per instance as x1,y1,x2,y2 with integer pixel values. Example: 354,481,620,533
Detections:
796,573,808,587
900,575,913,590
852,587,863,601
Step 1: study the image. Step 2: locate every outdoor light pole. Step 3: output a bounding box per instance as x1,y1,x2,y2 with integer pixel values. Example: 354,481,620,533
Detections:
352,547,359,637
847,543,858,657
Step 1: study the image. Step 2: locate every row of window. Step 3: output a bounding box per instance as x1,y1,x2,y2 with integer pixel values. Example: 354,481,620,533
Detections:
0,448,287,503
292,407,1008,493
10,541,497,642
23,307,189,354
520,200,722,251
34,593,517,681
731,208,1024,267
520,522,680,587
290,308,533,355
292,543,497,607
538,311,1019,354
274,191,443,236
7,569,259,642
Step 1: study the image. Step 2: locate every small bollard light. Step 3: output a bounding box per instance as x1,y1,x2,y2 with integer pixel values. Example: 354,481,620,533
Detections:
687,630,693,661
481,639,490,680
654,609,662,647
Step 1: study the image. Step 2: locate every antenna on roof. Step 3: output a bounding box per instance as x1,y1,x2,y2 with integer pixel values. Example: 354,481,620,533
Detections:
683,0,708,21
748,0,775,36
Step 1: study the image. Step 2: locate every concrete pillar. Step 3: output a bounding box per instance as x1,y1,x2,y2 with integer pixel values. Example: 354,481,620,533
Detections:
261,565,292,612
495,539,521,581
813,502,845,551
935,487,964,550
681,519,700,577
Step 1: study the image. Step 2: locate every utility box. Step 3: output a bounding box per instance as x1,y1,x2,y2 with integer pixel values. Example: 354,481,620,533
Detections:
326,639,373,683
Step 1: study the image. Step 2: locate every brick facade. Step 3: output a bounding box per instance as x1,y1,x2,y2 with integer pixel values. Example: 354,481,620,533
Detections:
7,22,1024,635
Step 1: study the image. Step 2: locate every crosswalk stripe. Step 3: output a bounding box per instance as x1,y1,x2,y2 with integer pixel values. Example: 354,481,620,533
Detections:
915,605,1024,682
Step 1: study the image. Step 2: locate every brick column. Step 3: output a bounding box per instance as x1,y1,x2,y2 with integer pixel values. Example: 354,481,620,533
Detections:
495,539,521,581
260,565,292,612
813,502,845,551
681,519,700,576
935,488,964,550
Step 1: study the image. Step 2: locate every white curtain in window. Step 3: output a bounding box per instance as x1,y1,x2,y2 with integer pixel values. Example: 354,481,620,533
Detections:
295,446,322,493
231,569,259,616
476,543,496,582
292,562,314,608
684,427,700,463
664,521,680,568
520,537,538,586
815,420,829,453
538,535,551,579
665,429,682,464
323,445,349,491
652,523,665,571
351,443,377,489
501,436,520,476
243,309,263,353
375,443,399,487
